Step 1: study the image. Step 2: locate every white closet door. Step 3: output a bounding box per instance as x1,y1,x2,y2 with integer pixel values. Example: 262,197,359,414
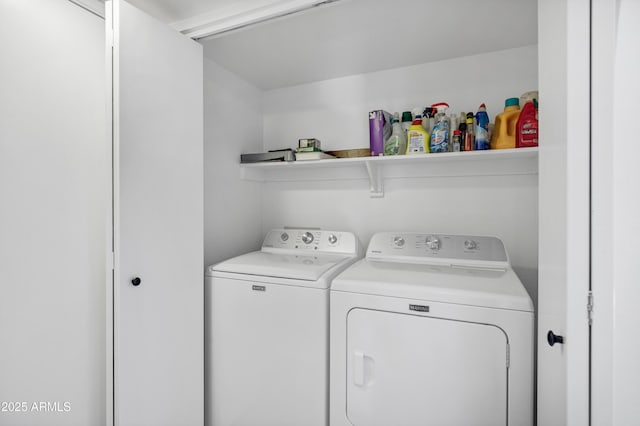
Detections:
108,1,203,425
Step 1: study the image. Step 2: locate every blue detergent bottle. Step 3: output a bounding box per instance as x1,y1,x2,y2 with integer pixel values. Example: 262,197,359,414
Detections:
475,103,490,150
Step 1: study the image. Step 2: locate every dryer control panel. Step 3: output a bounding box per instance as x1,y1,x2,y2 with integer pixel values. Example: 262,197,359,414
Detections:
262,228,361,256
367,232,509,267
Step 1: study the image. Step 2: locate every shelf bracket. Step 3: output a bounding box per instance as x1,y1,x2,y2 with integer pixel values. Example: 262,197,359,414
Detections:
365,161,384,198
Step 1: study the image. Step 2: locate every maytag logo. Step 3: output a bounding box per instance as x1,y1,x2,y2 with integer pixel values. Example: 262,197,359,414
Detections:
409,304,429,312
252,285,266,292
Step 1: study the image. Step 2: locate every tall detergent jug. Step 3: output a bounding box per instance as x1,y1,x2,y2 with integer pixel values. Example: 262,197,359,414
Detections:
490,98,521,149
475,103,490,150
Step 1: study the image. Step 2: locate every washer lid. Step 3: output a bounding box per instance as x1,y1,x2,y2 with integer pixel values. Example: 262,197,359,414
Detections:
332,259,534,312
208,251,356,282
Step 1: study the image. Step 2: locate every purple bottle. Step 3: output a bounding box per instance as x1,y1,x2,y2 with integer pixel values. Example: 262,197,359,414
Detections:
369,110,392,156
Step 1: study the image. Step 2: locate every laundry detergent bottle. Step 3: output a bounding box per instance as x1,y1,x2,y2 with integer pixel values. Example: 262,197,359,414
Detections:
516,100,539,147
406,114,430,154
490,97,521,149
429,102,450,153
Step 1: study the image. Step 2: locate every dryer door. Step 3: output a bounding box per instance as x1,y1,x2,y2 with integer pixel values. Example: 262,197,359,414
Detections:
346,308,508,426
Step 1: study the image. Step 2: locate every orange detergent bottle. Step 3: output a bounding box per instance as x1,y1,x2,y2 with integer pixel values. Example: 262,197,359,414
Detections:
490,97,521,149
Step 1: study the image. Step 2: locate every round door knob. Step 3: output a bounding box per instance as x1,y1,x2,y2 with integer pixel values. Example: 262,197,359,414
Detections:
547,330,564,346
131,277,141,287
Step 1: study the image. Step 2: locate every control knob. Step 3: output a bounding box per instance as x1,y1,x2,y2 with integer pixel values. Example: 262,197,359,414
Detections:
393,236,405,247
328,234,338,244
464,239,477,250
425,235,440,250
280,232,289,242
302,232,314,245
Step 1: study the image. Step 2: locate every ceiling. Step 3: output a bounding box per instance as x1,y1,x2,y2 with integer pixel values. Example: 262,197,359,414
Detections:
127,0,538,91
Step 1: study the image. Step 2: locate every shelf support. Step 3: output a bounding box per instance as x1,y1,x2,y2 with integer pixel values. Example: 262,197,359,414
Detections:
365,161,384,198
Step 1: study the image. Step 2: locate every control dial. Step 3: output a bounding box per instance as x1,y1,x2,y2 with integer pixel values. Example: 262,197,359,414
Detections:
301,232,314,245
425,235,441,250
393,236,405,247
464,239,477,250
328,234,338,245
280,232,289,242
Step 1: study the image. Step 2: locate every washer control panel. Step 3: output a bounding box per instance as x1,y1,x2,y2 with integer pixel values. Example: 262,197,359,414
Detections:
367,232,508,265
262,229,360,255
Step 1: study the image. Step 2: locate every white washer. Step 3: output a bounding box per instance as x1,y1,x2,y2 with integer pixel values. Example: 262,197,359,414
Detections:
206,228,362,426
330,232,534,426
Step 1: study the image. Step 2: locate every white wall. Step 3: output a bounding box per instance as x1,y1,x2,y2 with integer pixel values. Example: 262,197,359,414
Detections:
258,46,539,303
0,1,106,425
263,46,538,152
203,58,264,267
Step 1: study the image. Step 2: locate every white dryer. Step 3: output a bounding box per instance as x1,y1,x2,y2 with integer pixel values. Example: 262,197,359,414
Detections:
206,228,362,426
330,232,534,426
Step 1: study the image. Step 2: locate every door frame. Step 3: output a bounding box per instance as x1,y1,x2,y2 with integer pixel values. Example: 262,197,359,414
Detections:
105,2,114,425
537,0,591,424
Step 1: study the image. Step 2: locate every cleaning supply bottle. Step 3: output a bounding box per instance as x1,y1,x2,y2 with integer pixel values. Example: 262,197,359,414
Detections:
384,112,406,155
458,112,467,148
422,106,433,133
490,97,521,149
475,103,490,150
406,113,430,154
449,114,459,152
464,113,475,151
516,100,539,148
452,130,462,152
401,111,413,135
429,102,450,153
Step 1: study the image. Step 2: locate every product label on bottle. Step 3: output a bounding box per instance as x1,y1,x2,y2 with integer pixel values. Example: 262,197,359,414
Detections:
408,133,427,153
475,126,490,150
452,136,461,152
518,122,539,147
430,131,449,153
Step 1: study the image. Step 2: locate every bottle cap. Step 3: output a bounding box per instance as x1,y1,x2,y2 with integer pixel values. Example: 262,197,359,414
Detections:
505,97,519,107
453,130,461,135
478,103,487,110
401,111,413,122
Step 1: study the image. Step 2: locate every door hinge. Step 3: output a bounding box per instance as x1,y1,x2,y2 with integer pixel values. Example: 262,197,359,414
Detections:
587,290,594,326
506,343,510,369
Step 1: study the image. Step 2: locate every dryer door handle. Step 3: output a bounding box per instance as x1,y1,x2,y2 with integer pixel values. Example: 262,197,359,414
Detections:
353,351,374,387
354,351,365,386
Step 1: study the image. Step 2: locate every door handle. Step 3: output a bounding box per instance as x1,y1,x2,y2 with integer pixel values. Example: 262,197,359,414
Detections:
547,330,564,346
131,277,141,287
353,351,364,386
